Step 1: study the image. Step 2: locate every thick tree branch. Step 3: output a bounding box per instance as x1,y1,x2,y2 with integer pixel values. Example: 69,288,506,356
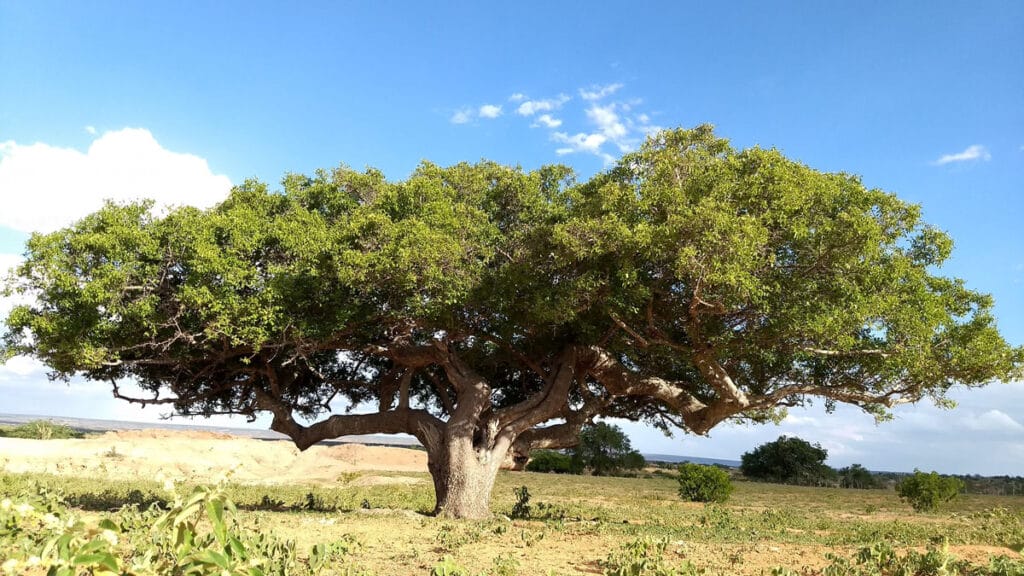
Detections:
254,389,444,452
575,345,721,432
493,347,577,436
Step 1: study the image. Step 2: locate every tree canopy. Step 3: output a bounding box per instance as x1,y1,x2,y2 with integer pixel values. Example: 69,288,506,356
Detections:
571,422,645,476
740,435,836,486
3,125,1020,518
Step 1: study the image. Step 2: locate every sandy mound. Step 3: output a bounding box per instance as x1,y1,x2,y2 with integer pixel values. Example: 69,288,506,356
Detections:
0,429,427,486
101,429,236,441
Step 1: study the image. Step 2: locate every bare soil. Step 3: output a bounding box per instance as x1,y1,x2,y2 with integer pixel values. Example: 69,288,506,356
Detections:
0,428,428,486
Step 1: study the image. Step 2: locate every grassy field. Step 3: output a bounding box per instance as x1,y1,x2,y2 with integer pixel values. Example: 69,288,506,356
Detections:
2,468,1023,575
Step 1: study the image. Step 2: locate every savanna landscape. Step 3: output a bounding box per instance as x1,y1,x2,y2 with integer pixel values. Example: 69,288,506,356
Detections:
2,125,1023,575
2,422,1023,575
2,5,1023,573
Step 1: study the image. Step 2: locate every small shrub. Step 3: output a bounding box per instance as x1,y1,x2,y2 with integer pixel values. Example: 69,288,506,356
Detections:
897,470,965,512
431,555,470,575
510,486,531,519
599,536,702,576
492,552,520,576
677,463,733,503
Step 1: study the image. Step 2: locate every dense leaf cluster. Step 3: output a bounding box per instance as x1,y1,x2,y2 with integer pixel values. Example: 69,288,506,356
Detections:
571,423,646,476
676,463,734,503
740,435,837,486
897,470,966,512
2,126,1020,516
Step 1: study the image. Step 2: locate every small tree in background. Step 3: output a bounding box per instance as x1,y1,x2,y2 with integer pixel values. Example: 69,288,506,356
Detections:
897,470,965,512
571,423,646,476
838,464,880,489
677,463,734,503
740,436,836,486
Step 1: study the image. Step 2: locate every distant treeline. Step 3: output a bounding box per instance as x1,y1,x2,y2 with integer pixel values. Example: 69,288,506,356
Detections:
642,459,1024,497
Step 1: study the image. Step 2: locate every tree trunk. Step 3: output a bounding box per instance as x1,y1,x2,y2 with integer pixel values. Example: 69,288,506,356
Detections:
428,437,505,519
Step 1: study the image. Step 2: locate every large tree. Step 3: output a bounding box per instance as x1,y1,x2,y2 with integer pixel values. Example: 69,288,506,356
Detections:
3,126,1020,518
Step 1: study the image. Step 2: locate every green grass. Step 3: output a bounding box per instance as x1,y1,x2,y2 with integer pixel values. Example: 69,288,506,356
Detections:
0,419,84,439
2,469,1023,574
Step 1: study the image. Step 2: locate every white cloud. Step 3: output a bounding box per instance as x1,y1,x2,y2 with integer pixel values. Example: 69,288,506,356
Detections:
552,131,607,155
933,144,991,165
962,409,1024,432
0,128,232,234
516,94,571,116
450,108,473,124
0,356,46,380
84,125,97,135
532,114,562,129
478,104,502,119
781,414,818,426
580,83,623,101
586,103,629,149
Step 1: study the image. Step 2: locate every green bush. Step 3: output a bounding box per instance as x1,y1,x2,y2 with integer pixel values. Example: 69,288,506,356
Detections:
0,420,83,439
525,450,578,474
676,463,734,503
897,469,965,512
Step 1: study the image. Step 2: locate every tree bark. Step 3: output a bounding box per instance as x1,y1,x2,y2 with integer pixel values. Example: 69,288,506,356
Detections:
428,435,505,519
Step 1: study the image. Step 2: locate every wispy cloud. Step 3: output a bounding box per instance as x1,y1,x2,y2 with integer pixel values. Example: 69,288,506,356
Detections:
452,83,659,166
532,114,562,129
84,125,97,135
934,144,991,165
516,94,571,117
580,83,623,101
450,108,473,124
478,104,502,119
451,104,503,124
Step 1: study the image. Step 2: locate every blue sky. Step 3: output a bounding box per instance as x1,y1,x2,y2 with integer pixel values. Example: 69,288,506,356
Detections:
1,1,1022,475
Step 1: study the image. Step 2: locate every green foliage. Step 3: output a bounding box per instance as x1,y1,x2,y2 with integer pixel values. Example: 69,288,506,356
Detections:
815,540,1024,575
508,485,566,522
2,470,1024,574
0,420,83,439
599,537,703,576
0,479,366,575
572,423,646,477
740,436,837,486
510,486,532,520
898,470,966,512
430,556,470,576
676,463,734,503
839,464,881,490
525,450,578,474
3,125,1021,518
